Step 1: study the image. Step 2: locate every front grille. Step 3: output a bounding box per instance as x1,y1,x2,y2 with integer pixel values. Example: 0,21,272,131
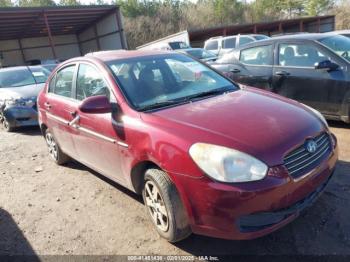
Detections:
284,132,332,179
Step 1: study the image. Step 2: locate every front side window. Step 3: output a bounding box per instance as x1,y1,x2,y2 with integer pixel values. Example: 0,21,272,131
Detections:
239,37,254,47
240,45,272,65
52,65,75,98
318,35,350,62
223,38,236,49
108,54,238,111
205,40,218,50
0,68,35,88
279,43,328,67
76,64,110,101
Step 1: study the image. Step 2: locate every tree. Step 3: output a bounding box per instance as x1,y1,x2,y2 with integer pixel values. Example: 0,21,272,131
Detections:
0,0,13,7
18,0,56,7
59,0,81,5
306,0,334,16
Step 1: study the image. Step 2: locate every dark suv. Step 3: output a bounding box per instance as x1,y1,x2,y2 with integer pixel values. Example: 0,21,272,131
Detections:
212,33,350,123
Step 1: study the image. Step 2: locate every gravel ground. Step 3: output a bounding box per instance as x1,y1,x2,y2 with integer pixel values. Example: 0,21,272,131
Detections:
0,121,349,257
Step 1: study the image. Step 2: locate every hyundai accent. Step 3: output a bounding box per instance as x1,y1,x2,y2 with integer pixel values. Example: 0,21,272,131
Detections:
37,50,338,242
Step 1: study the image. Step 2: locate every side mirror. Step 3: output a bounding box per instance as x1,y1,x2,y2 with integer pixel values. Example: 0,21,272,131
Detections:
79,95,112,114
314,60,339,72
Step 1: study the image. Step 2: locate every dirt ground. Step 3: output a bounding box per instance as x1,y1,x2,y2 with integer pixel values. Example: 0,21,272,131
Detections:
0,121,349,257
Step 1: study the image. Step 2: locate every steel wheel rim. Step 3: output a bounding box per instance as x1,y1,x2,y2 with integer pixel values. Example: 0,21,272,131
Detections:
45,132,58,161
144,180,169,232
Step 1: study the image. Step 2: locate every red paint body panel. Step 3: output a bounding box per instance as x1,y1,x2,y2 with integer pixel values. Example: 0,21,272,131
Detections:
37,51,338,240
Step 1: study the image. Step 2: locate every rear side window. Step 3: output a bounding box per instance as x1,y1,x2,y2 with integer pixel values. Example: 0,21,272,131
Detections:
223,38,236,49
76,64,110,101
239,37,254,47
279,43,328,67
52,65,75,98
240,45,273,65
205,40,218,50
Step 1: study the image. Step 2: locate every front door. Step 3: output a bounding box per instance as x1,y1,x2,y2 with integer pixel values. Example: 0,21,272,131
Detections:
272,41,348,115
45,64,78,157
70,63,125,184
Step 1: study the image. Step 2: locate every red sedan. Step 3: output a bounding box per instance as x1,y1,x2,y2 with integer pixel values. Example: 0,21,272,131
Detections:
37,50,338,242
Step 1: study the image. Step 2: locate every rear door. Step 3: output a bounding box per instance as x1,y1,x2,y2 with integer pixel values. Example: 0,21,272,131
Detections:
70,62,125,184
272,40,348,115
45,64,78,157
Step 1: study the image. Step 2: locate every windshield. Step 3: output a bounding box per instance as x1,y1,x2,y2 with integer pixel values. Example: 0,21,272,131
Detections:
185,49,217,59
29,66,51,83
108,54,237,111
318,35,350,62
0,66,51,88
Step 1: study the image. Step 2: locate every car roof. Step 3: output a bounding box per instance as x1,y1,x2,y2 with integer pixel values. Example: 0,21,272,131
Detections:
234,33,337,50
206,34,268,41
84,50,174,62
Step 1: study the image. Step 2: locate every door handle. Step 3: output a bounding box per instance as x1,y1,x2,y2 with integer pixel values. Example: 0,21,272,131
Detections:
68,115,80,127
275,71,290,76
44,102,51,109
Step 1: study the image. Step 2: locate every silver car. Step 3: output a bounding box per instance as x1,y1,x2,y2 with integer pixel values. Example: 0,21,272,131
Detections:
0,66,52,131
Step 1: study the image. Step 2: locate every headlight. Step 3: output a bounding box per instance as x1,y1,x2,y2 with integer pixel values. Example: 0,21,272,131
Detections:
302,104,328,127
189,143,268,183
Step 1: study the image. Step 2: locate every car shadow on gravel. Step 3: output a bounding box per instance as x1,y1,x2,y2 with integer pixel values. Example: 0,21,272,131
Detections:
328,120,350,129
0,208,39,260
9,126,42,136
64,160,143,204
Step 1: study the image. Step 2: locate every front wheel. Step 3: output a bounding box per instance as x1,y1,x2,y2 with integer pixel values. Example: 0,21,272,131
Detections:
45,129,70,165
2,118,14,132
142,168,191,242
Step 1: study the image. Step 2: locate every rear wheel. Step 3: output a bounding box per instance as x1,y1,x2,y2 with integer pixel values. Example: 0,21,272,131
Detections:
142,168,191,242
45,129,70,165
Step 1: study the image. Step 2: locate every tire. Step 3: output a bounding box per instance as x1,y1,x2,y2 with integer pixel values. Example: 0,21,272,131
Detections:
2,117,14,132
142,168,191,242
45,129,70,165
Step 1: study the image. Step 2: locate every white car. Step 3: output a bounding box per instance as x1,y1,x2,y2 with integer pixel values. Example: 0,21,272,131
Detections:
204,34,269,57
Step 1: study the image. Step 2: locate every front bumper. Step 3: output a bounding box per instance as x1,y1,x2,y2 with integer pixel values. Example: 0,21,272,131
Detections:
170,135,338,240
2,105,38,128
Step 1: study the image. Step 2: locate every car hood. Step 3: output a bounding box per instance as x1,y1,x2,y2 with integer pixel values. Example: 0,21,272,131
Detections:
148,87,325,166
0,83,45,101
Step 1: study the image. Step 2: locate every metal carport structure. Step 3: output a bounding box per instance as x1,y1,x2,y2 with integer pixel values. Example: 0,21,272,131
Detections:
0,5,127,67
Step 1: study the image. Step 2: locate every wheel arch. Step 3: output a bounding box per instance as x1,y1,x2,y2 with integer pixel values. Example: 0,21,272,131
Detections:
130,160,161,194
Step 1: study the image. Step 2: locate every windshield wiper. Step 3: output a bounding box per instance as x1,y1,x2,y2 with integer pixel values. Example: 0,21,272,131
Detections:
182,88,232,101
139,99,185,111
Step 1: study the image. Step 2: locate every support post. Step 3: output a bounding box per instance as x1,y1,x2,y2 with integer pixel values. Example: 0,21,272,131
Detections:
253,24,257,34
317,18,321,33
93,24,101,51
43,12,57,60
278,22,283,33
18,39,26,64
115,9,126,49
299,20,304,32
